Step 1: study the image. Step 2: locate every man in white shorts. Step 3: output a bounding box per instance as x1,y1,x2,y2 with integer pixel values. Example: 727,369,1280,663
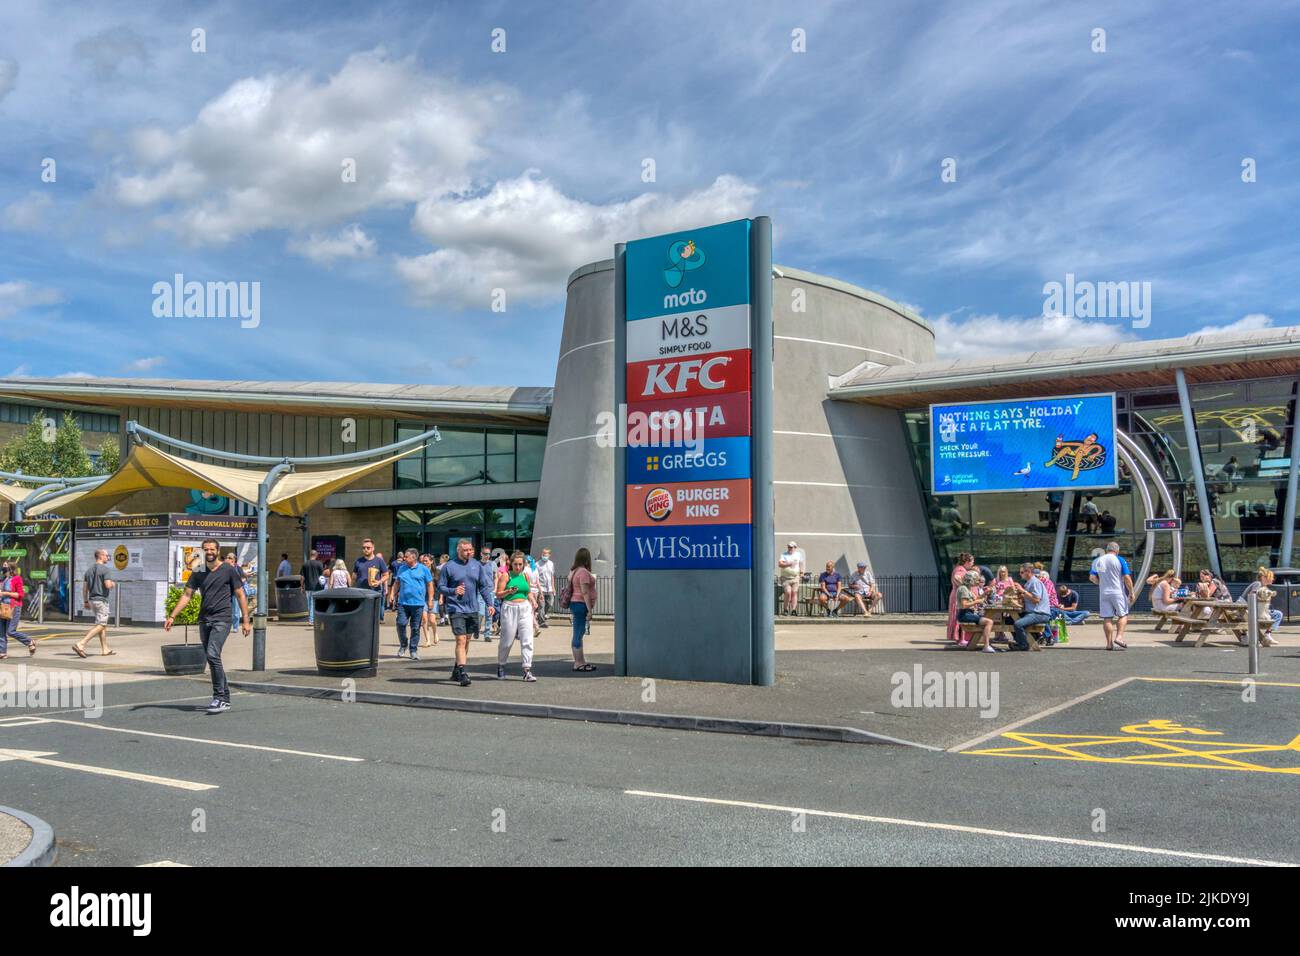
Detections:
1089,540,1133,650
73,548,116,658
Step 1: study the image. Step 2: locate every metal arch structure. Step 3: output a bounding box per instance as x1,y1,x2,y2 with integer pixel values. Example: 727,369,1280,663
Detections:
122,420,442,671
1050,426,1182,602
3,470,107,522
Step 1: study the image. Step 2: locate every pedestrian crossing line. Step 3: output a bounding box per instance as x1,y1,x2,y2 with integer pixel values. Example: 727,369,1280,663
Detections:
623,789,1297,867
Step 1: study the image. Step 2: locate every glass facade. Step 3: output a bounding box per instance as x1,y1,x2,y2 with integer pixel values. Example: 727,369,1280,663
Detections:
395,424,546,489
390,423,542,558
393,506,535,559
904,377,1299,582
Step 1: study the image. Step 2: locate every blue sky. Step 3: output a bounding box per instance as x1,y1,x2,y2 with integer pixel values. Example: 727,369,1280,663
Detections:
1,0,1297,384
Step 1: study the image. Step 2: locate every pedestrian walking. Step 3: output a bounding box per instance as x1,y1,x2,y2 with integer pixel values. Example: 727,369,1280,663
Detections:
225,553,248,632
276,552,292,579
478,545,499,641
437,538,494,687
165,538,251,714
352,538,389,623
495,550,538,681
72,548,116,658
327,558,349,589
535,547,555,628
389,548,434,660
419,553,439,645
436,553,451,624
564,547,598,671
0,561,35,659
301,548,325,625
1089,541,1133,650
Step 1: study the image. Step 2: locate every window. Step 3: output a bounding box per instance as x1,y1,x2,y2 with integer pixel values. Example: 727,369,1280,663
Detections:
394,424,547,490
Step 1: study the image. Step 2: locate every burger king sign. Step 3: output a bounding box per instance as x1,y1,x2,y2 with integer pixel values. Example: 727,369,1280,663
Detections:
643,487,674,522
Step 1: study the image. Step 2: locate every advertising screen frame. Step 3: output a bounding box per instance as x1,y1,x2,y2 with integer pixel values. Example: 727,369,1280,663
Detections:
928,391,1119,496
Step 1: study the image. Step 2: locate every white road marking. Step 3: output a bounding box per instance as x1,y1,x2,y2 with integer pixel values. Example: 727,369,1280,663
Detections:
947,675,1139,753
138,861,191,867
624,789,1296,867
0,748,217,791
0,716,363,762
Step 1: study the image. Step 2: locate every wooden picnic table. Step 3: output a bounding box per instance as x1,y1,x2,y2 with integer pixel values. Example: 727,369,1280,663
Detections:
1171,599,1254,647
959,594,1045,650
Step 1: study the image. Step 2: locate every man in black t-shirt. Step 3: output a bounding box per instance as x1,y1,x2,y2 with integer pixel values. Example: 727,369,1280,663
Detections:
301,549,324,624
166,538,250,714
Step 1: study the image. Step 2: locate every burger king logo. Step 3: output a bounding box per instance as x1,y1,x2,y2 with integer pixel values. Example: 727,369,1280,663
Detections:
643,487,674,522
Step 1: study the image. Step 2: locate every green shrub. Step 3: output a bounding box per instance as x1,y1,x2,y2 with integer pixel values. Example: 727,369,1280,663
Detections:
165,585,201,624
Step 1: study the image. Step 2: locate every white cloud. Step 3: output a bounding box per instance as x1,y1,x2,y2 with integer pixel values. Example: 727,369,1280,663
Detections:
931,311,1136,360
287,224,376,265
55,371,92,378
0,58,16,102
397,171,757,307
123,355,165,372
5,364,29,378
0,281,65,319
1189,313,1273,337
74,25,150,81
2,192,53,232
112,51,499,244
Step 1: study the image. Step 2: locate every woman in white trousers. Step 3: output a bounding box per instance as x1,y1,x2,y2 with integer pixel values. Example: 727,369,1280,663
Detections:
495,551,539,681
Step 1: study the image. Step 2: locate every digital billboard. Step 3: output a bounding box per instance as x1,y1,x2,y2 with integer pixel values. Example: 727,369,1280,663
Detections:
929,393,1118,494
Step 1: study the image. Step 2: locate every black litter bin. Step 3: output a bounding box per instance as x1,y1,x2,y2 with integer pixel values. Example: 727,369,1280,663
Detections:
276,575,308,620
312,588,381,677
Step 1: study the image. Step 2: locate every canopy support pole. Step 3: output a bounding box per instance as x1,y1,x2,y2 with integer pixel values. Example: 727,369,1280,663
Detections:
253,461,293,672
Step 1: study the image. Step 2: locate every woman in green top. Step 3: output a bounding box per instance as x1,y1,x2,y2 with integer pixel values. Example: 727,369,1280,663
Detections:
495,550,539,681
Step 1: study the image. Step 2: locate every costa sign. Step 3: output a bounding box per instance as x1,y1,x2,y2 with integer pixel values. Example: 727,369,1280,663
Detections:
626,348,750,400
624,391,751,444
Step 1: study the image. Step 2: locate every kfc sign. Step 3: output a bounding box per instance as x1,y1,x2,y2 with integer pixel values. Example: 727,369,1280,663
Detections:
626,348,750,400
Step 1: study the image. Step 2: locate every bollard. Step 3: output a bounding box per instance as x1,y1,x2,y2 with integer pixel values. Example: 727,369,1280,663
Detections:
1247,595,1260,676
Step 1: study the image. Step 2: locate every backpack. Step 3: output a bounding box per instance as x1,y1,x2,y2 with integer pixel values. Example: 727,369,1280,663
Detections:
559,572,574,610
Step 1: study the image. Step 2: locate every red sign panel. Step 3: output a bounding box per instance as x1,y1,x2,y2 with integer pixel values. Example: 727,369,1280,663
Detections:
624,391,751,445
625,348,750,402
626,480,753,527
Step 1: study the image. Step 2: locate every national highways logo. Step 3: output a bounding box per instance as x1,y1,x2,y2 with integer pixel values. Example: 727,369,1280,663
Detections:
663,238,706,288
643,486,674,521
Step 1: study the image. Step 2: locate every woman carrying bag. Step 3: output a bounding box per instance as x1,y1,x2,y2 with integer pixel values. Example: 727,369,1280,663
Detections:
562,547,598,671
0,562,36,658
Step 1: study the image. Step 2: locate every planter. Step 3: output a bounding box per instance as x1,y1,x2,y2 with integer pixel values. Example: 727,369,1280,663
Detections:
161,643,207,676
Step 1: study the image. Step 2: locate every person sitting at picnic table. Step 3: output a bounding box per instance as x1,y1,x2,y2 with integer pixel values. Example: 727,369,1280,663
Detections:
1147,569,1184,617
1008,562,1053,651
817,561,845,617
955,571,998,652
991,565,1014,598
1194,568,1231,619
947,552,976,642
1055,584,1090,624
1237,566,1281,645
845,562,882,615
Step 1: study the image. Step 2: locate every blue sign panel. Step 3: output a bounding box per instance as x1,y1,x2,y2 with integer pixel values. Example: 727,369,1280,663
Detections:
626,436,751,484
929,393,1118,494
625,219,751,322
626,523,752,570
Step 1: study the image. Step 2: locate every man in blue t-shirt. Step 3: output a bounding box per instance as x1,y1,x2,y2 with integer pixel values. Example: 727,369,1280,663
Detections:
352,538,389,622
388,548,434,661
438,538,494,687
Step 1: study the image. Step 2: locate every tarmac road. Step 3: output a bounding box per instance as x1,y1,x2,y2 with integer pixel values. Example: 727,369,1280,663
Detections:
1,676,1296,867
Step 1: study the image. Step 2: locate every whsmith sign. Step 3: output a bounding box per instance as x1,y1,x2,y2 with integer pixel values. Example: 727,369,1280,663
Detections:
614,217,774,685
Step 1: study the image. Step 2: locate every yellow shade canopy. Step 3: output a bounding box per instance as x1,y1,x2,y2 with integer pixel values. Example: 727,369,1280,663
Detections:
27,443,415,518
